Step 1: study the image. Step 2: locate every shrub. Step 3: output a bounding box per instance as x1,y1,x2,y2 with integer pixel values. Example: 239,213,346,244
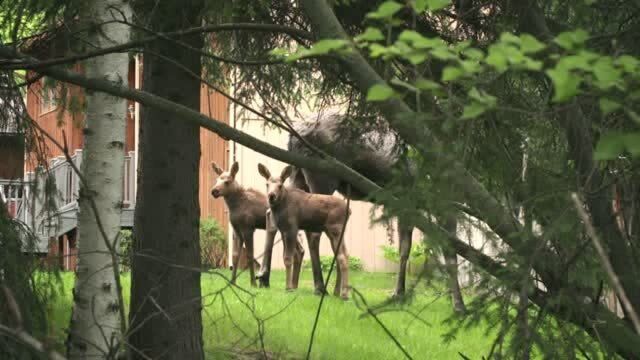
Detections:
200,218,227,269
380,243,429,275
304,255,364,272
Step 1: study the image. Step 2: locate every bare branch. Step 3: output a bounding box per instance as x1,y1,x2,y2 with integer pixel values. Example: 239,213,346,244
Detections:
571,193,640,334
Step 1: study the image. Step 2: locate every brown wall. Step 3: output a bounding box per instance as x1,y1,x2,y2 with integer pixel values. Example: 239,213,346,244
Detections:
25,66,85,171
25,60,137,170
199,84,229,234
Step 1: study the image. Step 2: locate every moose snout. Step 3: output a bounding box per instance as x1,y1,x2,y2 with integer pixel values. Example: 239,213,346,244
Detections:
212,189,221,198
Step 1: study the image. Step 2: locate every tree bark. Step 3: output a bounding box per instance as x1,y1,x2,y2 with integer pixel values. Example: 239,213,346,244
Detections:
128,1,205,359
66,1,130,358
442,217,466,314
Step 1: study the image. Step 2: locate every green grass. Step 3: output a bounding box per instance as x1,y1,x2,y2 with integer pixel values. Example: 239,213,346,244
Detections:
48,270,494,359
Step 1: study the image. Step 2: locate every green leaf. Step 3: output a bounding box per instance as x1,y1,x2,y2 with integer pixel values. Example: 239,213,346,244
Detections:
366,1,404,19
287,39,350,61
355,27,385,42
616,55,640,73
546,67,582,102
430,47,457,60
398,30,443,49
366,84,396,101
599,98,621,115
519,34,546,54
461,102,488,119
468,87,497,107
414,78,441,91
556,51,598,71
595,132,626,160
462,48,484,60
442,66,464,81
369,43,390,58
413,0,429,12
500,32,521,45
553,29,589,50
624,133,640,156
425,0,451,11
460,60,482,74
268,48,290,58
592,57,621,90
404,51,429,64
485,44,510,72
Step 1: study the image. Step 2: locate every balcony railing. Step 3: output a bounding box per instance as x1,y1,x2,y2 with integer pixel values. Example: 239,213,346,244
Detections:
45,149,136,208
3,150,136,237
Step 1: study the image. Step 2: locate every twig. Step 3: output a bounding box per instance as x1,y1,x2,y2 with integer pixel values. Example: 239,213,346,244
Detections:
570,192,640,334
1,22,312,70
0,323,68,360
1,285,23,330
305,185,351,360
351,288,414,360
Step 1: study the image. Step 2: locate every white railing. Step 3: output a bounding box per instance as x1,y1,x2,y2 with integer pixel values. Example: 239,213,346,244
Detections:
0,179,27,220
44,149,135,208
11,150,137,238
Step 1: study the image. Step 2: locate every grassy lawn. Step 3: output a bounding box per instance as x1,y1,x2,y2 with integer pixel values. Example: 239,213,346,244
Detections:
47,270,494,359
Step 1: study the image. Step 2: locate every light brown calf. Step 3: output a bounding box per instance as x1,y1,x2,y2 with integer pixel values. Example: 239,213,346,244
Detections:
211,161,303,287
258,163,351,299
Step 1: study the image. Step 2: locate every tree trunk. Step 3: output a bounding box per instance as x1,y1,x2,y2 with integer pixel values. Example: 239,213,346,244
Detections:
66,1,130,358
442,217,466,314
128,1,205,358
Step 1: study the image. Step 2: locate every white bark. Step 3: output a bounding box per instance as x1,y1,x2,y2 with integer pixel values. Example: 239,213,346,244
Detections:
67,1,131,358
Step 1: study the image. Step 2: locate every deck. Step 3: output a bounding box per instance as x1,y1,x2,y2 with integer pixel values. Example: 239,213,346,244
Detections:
1,149,136,253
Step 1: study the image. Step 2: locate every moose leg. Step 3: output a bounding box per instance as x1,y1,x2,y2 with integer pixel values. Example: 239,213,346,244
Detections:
230,229,243,285
393,219,414,298
292,235,305,289
243,229,257,287
257,210,277,287
327,228,350,300
300,170,339,295
305,231,326,295
283,229,298,291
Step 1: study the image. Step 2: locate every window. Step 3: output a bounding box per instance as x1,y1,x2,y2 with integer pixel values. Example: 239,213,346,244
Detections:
39,78,58,114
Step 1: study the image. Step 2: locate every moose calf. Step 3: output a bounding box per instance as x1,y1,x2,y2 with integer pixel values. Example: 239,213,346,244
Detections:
211,161,304,287
258,163,351,299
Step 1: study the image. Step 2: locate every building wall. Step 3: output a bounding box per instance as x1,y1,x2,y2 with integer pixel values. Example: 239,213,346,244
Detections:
199,85,230,232
25,61,137,171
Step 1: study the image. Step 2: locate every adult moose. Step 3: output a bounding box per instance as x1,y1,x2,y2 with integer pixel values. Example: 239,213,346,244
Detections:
256,109,465,304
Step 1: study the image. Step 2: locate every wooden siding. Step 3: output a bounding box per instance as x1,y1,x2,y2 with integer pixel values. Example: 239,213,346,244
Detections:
25,60,137,170
25,67,85,171
199,84,230,234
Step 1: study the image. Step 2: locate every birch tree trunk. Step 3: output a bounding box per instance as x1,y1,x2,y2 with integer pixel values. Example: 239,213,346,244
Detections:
66,1,131,358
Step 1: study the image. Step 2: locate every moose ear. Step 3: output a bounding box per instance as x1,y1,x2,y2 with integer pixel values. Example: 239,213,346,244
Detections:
257,163,271,180
280,165,294,182
230,161,239,177
211,162,223,175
